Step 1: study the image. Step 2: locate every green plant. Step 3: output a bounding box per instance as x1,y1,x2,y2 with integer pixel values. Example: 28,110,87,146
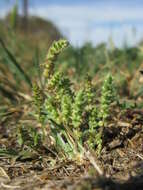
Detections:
32,83,45,139
71,89,85,129
10,0,18,30
17,125,41,148
32,39,118,160
88,107,101,152
100,74,117,123
42,39,69,79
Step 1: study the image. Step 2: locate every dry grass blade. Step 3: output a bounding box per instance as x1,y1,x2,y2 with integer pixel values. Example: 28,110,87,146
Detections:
1,183,20,189
84,148,104,176
0,84,17,103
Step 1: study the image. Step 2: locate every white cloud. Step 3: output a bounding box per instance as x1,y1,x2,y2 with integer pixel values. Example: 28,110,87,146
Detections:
29,4,143,46
30,5,143,23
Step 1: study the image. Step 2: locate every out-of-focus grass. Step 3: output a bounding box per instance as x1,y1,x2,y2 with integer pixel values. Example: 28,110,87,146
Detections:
0,15,62,105
1,14,143,106
56,42,143,98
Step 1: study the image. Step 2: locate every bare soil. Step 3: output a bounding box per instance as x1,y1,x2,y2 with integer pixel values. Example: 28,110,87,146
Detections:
0,107,143,190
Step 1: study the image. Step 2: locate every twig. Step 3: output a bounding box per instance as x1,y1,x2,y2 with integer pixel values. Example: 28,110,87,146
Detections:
84,149,103,176
1,182,20,189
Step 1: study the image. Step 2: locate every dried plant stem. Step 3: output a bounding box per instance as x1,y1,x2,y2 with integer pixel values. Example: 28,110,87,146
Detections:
83,147,103,176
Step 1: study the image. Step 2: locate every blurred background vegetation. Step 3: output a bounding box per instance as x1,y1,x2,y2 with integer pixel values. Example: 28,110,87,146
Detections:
1,0,143,107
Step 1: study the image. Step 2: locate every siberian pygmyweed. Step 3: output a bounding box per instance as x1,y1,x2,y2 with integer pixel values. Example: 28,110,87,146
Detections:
32,39,117,159
100,73,117,124
42,40,69,79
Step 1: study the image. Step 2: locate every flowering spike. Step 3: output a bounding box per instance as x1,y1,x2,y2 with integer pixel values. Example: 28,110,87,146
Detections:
43,39,69,79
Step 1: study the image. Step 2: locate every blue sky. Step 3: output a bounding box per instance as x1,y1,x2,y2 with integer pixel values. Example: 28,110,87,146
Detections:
0,0,143,47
